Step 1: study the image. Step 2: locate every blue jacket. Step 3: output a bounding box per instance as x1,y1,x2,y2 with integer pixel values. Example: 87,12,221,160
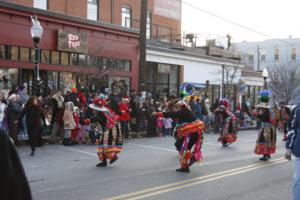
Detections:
286,105,300,157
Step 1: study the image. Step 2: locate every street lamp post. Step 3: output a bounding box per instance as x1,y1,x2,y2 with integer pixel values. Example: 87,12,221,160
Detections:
30,16,43,96
262,68,268,89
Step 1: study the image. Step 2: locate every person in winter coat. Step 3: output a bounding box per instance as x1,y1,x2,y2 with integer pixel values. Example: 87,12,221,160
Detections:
71,106,80,143
286,104,300,200
63,102,76,145
7,94,22,146
65,88,79,107
119,96,131,138
0,92,7,126
0,129,32,200
19,96,45,156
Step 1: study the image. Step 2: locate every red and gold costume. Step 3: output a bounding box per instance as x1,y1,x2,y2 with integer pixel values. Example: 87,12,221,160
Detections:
89,98,123,167
158,101,205,172
215,99,238,146
254,90,276,161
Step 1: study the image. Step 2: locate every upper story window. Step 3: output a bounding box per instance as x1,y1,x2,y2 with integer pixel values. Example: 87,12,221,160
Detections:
146,11,152,39
261,54,266,62
34,0,47,10
87,0,98,21
274,48,279,61
122,6,132,28
291,47,297,61
248,55,254,65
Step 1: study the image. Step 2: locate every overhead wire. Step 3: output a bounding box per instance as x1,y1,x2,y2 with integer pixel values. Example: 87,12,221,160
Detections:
180,0,293,45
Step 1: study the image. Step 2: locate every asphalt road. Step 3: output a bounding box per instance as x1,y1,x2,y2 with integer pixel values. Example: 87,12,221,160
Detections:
18,130,294,200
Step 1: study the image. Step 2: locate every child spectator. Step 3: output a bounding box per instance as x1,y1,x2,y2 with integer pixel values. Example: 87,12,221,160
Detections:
163,118,173,137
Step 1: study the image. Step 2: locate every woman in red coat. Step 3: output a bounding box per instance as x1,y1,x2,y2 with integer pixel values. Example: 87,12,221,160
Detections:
119,96,131,138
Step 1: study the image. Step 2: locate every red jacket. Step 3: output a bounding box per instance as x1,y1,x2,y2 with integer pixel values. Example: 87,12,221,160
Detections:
119,102,130,121
77,92,87,107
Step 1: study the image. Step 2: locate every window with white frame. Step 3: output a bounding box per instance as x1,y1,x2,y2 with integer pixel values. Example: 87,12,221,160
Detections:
274,48,279,61
122,6,131,28
87,0,98,21
146,11,152,39
34,0,47,10
291,47,296,61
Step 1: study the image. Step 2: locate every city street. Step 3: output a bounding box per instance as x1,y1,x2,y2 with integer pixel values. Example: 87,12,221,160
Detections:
19,130,293,200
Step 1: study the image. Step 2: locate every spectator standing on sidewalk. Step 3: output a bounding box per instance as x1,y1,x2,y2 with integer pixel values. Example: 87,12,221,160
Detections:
0,128,32,200
119,96,130,139
7,94,22,146
285,103,300,200
19,96,45,156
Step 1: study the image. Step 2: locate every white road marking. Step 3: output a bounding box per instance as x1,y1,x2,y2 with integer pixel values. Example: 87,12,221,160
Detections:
59,145,97,157
128,143,177,152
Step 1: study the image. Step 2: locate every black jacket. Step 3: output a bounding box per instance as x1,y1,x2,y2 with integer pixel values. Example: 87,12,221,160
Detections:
163,109,196,124
20,105,45,129
7,101,22,123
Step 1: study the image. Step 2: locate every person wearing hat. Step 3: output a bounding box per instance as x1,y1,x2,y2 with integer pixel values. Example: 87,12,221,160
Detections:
119,96,130,139
89,98,123,167
216,99,238,147
254,90,276,161
154,100,205,173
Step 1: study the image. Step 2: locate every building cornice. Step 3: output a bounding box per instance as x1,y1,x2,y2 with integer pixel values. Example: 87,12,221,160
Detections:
0,1,139,38
147,44,243,67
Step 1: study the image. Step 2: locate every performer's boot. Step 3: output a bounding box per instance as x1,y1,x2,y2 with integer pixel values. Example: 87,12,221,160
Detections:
259,155,269,161
109,156,118,164
96,159,107,167
189,156,196,167
176,167,190,173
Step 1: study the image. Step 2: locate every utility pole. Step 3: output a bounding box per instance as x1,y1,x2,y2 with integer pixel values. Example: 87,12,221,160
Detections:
257,44,260,71
222,64,225,98
138,0,148,92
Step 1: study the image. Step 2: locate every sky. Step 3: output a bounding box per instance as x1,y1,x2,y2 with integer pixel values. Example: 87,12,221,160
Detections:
181,0,300,44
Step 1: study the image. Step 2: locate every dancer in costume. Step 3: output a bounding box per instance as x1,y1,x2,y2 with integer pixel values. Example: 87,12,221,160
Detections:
89,98,123,167
278,101,291,141
215,99,238,147
254,90,276,161
155,100,205,173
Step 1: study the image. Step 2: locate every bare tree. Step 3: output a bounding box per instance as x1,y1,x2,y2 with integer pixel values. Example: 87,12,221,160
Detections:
222,65,239,99
269,64,300,104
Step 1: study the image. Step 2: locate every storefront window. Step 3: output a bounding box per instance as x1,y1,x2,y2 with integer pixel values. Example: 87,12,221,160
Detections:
170,65,179,84
109,58,117,70
0,45,4,59
102,58,108,69
157,73,168,84
124,60,131,71
117,60,123,70
51,51,60,65
87,55,97,67
0,68,18,95
47,71,59,92
77,74,88,90
70,53,78,66
19,47,29,62
60,72,76,94
41,50,50,63
10,46,19,60
60,52,69,65
79,54,87,66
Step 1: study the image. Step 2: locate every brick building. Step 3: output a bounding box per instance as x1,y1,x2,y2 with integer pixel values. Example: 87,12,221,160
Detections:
0,0,182,96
